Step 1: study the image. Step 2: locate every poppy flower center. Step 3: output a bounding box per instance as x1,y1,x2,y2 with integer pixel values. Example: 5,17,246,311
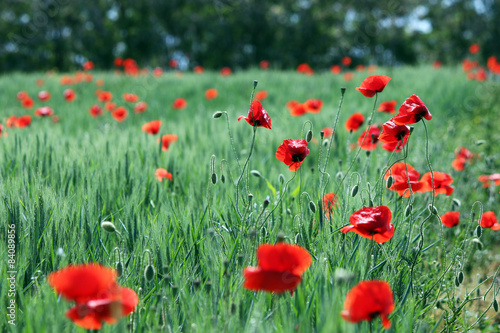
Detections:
292,154,305,162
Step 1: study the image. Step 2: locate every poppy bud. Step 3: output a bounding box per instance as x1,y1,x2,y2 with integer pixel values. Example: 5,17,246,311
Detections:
277,232,286,243
211,173,217,184
409,126,415,134
263,199,270,209
351,185,359,197
253,80,258,88
251,170,261,178
221,174,225,183
458,271,464,284
320,131,325,140
101,221,117,233
472,238,483,250
493,299,499,312
309,201,316,213
248,193,253,202
428,204,438,215
338,160,342,167
336,171,343,180
475,140,485,146
386,176,394,188
455,276,460,287
340,87,346,95
366,151,371,157
475,225,482,238
323,139,329,146
144,264,155,281
278,174,285,185
116,261,123,277
306,130,313,142
213,111,223,118
452,198,461,208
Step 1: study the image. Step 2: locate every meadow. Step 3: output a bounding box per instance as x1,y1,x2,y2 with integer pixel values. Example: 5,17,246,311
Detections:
1,65,500,332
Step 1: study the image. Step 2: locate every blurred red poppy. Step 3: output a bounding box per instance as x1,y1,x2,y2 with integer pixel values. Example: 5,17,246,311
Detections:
343,72,354,81
152,67,163,77
17,91,29,101
384,162,423,197
95,79,104,87
142,120,161,135
60,76,74,85
255,90,268,101
286,100,300,110
123,93,139,103
83,61,94,71
297,63,313,75
469,43,480,54
462,59,479,72
433,60,442,69
356,75,391,97
114,58,123,67
111,107,128,122
16,115,32,128
34,106,54,117
259,60,270,69
452,147,474,171
36,78,45,86
105,102,116,112
441,211,460,228
330,65,341,74
356,64,365,72
169,59,178,68
220,67,232,76
321,127,333,138
193,66,205,74
172,98,187,109
276,139,310,171
367,64,377,72
238,100,272,129
487,56,500,74
155,168,173,182
304,99,323,113
205,88,218,100
479,211,500,230
377,100,397,114
89,105,103,118
341,280,394,329
243,243,311,293
341,56,352,66
476,68,488,81
323,192,338,219
6,116,17,128
134,101,148,113
341,206,394,243
290,103,307,117
38,91,51,102
478,173,500,188
22,97,34,109
345,113,365,132
420,171,454,196
378,120,410,146
158,134,178,151
64,89,76,102
357,124,380,151
392,95,431,125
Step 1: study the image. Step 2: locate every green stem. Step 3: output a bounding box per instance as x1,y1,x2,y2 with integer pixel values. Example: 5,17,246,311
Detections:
235,127,257,217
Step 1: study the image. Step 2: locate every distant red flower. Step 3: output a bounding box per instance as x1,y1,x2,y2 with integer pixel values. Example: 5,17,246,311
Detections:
433,60,442,69
205,88,218,100
321,127,333,138
441,211,460,228
63,89,76,102
0,124,4,137
357,124,380,151
392,95,431,125
111,107,128,122
134,101,148,113
17,91,29,101
356,75,391,97
304,99,323,113
83,61,94,71
341,280,394,329
142,120,161,135
356,64,365,72
52,116,59,123
462,59,479,72
476,68,488,81
114,58,123,67
60,76,74,85
378,100,397,114
487,56,500,74
259,60,270,69
341,56,352,66
6,116,17,128
123,93,139,103
297,63,314,75
330,65,341,74
452,147,474,171
286,100,300,110
152,67,163,77
169,59,178,68
172,98,187,109
220,67,232,76
158,134,178,151
155,168,173,182
15,115,31,128
238,100,272,129
469,43,480,54
95,79,104,87
89,105,103,118
367,65,377,73
384,162,424,197
378,120,410,145
255,90,268,101
276,139,310,171
36,79,45,86
345,113,365,132
341,206,394,243
22,97,34,109
420,171,454,196
323,192,338,219
38,91,51,102
105,102,116,112
34,106,54,117
243,243,312,293
193,66,205,74
343,72,354,81
48,264,138,330
479,211,500,230
478,173,500,188
290,103,307,117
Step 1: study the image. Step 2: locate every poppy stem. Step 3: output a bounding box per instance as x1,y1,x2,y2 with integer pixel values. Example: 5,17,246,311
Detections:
223,112,243,172
259,172,297,228
235,126,257,218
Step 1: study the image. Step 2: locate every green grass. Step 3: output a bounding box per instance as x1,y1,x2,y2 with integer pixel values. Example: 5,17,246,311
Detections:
1,66,500,332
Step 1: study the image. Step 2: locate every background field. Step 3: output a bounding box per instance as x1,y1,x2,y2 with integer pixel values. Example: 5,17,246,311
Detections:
1,66,500,332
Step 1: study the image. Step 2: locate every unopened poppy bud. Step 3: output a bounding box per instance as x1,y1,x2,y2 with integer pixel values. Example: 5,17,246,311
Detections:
306,130,313,142
458,271,464,284
101,221,117,233
452,198,461,208
253,80,258,88
409,126,415,134
211,173,217,184
475,225,482,238
351,185,359,197
455,276,460,287
248,193,253,201
144,264,155,281
405,205,413,217
278,174,285,185
340,87,346,95
428,204,438,215
320,131,324,140
116,262,123,277
472,238,483,250
221,174,225,183
366,150,371,157
277,232,286,243
336,171,343,180
286,208,292,215
475,140,485,146
213,111,223,118
386,176,394,188
263,199,270,209
493,299,499,312
250,170,261,178
309,201,316,213
323,139,329,146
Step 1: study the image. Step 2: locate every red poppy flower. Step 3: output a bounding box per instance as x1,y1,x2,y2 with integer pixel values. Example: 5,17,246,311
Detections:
83,61,94,71
52,116,59,124
368,65,377,73
142,120,161,135
451,157,466,171
105,102,116,112
155,168,173,182
478,173,500,188
341,206,394,243
95,79,104,87
357,124,380,151
152,67,163,77
158,134,178,151
356,64,365,72
345,113,365,132
36,78,45,86
89,105,103,118
297,63,313,75
22,97,34,109
321,127,333,138
64,89,76,102
286,100,300,110
38,91,51,102
205,88,218,100
378,100,397,114
238,100,272,129
381,135,408,153
355,75,391,97
433,60,442,69
452,147,474,171
15,115,32,128
469,43,480,54
487,56,500,74
391,95,431,125
123,93,139,103
462,59,479,72
304,99,323,113
134,101,148,113
259,60,270,69
420,171,454,196
343,72,354,81
193,65,204,74
479,211,500,230
255,90,268,101
341,56,352,66
111,107,128,122
384,162,424,197
6,116,17,128
290,103,307,117
330,65,341,74
172,98,187,109
60,76,73,85
276,139,310,171
476,68,488,82
34,106,54,117
341,280,394,329
220,67,232,76
378,120,410,145
441,211,460,228
17,91,29,101
243,243,311,293
323,192,338,219
169,59,178,68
